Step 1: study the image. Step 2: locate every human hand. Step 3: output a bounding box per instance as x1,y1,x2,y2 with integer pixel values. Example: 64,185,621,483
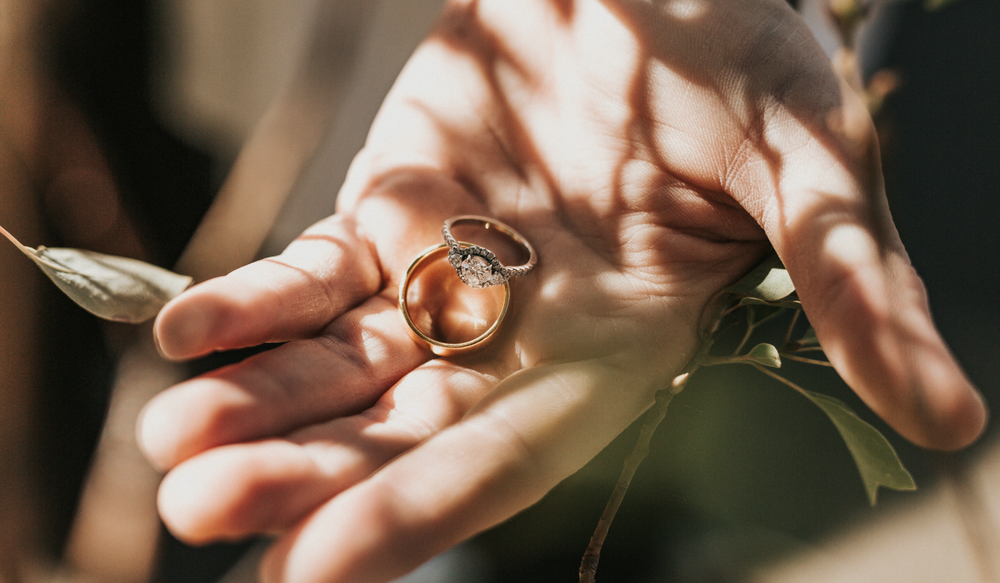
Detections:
137,1,987,581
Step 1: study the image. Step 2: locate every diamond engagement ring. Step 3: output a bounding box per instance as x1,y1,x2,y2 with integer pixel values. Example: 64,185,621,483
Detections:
442,215,537,288
399,243,511,356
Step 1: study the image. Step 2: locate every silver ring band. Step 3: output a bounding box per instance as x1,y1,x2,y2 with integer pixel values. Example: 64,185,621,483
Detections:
442,215,537,288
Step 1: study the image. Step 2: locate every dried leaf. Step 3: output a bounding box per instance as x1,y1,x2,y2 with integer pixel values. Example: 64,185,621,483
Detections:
2,225,191,323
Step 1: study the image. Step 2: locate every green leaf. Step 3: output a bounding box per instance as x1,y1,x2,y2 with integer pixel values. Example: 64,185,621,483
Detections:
802,391,916,504
798,326,819,347
746,343,781,368
725,255,796,303
2,225,191,323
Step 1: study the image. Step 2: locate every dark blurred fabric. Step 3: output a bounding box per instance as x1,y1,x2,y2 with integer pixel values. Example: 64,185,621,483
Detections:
34,0,215,560
880,0,1000,430
43,0,216,266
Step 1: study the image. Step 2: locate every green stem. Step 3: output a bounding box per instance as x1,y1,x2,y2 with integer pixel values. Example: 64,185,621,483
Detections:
791,346,825,353
734,307,788,356
733,321,756,356
783,309,801,347
750,363,810,398
752,307,788,330
579,376,684,583
702,355,755,367
780,353,834,367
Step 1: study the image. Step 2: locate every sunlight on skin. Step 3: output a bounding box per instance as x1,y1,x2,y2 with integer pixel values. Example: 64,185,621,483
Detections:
157,362,502,544
819,251,986,450
138,376,260,473
645,58,735,186
661,0,710,20
137,2,988,582
261,363,660,583
823,222,881,273
459,0,650,214
747,78,987,450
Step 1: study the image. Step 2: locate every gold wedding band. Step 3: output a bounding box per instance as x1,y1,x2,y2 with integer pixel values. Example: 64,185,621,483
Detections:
442,215,537,288
398,243,511,356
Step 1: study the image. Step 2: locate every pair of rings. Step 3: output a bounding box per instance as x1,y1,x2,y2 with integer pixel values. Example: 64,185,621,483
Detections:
398,215,537,356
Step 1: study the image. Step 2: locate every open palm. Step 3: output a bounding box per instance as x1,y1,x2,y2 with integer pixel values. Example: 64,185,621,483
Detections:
139,1,985,582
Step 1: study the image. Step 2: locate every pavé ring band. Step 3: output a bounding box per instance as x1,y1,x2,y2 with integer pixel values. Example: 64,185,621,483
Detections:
442,215,537,288
399,243,511,356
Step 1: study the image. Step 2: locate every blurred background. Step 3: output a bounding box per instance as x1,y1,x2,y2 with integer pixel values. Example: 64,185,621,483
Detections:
0,0,997,581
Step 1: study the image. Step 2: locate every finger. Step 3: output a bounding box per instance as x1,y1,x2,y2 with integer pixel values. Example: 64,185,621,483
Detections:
138,295,428,470
259,361,660,583
738,80,986,450
154,215,382,360
155,361,498,543
155,148,498,362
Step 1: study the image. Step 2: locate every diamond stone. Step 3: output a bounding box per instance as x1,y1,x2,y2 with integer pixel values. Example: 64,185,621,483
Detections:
459,255,494,287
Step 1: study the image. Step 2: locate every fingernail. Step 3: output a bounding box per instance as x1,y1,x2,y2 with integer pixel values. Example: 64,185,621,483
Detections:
156,302,213,360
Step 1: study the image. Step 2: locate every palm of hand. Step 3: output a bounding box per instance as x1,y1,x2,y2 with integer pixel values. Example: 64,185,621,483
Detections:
139,1,984,582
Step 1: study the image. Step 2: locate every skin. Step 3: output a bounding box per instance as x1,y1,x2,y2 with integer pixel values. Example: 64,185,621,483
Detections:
137,1,987,582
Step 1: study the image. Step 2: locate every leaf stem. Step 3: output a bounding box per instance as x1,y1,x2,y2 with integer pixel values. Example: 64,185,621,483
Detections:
750,362,809,398
702,355,760,367
780,353,834,367
0,223,33,257
733,307,787,356
790,346,825,353
0,225,77,273
716,302,745,328
733,323,756,356
26,246,80,274
579,376,684,583
783,309,801,347
751,307,787,330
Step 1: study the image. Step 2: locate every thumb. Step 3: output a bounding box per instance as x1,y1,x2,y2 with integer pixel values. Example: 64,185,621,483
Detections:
744,83,986,451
